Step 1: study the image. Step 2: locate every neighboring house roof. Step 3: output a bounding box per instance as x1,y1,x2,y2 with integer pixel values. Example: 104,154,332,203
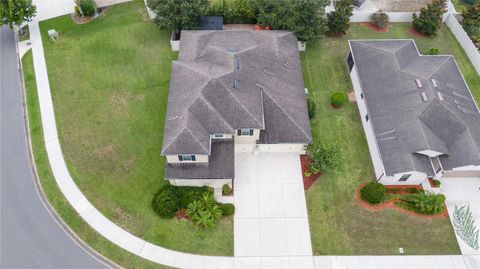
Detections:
162,30,312,155
349,40,480,176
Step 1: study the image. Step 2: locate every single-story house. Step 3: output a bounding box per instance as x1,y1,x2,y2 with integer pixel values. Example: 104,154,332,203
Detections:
161,30,312,187
348,39,480,185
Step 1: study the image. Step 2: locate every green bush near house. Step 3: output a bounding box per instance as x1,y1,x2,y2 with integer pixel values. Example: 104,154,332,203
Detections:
220,203,235,216
222,184,232,196
360,181,386,204
330,91,347,108
426,47,440,55
75,0,96,16
152,186,178,218
370,11,389,29
307,142,341,175
432,179,441,187
186,192,222,229
400,192,446,214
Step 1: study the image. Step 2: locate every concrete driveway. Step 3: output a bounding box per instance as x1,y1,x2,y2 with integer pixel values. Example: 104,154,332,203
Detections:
440,177,480,263
233,152,313,266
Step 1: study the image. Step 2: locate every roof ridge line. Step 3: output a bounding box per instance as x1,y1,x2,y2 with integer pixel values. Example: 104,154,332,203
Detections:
196,95,234,131
262,89,311,140
216,78,264,128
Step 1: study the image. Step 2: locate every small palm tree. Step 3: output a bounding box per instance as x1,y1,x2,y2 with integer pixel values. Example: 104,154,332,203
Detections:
186,192,222,229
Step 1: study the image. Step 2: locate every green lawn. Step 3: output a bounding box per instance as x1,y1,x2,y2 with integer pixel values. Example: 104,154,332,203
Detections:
303,23,479,255
35,1,232,256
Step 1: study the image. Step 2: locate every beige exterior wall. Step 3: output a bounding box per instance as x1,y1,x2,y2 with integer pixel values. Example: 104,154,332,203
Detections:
234,129,260,144
257,144,307,153
166,154,208,164
379,171,428,185
168,178,232,188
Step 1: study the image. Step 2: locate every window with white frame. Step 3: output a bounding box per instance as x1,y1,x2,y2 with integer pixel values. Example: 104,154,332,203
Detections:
237,128,253,136
178,155,196,161
213,133,226,138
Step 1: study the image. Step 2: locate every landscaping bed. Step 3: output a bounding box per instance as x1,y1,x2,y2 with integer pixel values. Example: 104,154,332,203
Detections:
300,154,321,190
302,22,478,255
36,1,232,257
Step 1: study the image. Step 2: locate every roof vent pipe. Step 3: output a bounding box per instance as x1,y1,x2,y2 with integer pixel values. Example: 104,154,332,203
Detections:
431,79,438,88
421,92,428,102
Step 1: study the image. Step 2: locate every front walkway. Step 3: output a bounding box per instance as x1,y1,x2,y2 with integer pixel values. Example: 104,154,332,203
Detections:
234,153,313,265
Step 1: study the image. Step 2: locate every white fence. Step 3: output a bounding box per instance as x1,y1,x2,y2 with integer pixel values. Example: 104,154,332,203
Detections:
350,12,415,23
445,14,480,75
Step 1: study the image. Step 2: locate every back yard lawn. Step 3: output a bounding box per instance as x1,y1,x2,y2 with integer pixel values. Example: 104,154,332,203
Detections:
38,1,233,256
303,23,479,255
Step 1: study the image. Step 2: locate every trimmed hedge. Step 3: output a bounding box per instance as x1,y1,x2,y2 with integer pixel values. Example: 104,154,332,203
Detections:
330,91,347,108
360,181,386,204
222,184,232,196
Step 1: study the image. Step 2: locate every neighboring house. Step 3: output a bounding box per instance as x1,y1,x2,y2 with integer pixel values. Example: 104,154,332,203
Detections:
348,40,480,185
161,30,312,188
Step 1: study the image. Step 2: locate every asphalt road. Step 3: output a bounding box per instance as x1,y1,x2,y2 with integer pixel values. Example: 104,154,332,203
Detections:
1,26,112,269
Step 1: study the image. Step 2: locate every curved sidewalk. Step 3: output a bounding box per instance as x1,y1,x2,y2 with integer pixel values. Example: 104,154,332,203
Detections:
28,17,475,269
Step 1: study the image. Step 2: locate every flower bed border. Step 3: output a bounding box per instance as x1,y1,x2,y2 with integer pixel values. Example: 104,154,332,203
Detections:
354,182,448,219
300,154,321,190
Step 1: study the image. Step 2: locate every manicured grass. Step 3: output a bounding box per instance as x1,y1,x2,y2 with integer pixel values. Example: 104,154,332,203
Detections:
22,50,167,269
302,23,478,255
36,1,232,256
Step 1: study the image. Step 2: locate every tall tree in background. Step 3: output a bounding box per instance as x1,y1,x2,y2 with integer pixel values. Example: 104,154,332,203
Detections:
327,0,354,35
252,0,329,43
461,3,480,36
0,0,36,32
147,0,209,37
412,0,446,36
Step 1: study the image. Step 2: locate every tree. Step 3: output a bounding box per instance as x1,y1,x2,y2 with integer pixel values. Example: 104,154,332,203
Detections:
252,0,328,43
186,192,222,229
461,3,480,36
327,0,354,34
412,0,446,36
147,0,209,36
0,0,36,31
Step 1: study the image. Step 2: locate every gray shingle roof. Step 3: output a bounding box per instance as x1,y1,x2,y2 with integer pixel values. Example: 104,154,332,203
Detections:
349,40,480,176
162,30,312,155
165,140,234,179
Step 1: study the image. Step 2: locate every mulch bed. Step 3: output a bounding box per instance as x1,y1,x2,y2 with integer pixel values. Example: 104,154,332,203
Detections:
300,155,321,190
71,13,95,24
354,182,448,219
175,209,188,220
360,22,390,33
428,178,440,188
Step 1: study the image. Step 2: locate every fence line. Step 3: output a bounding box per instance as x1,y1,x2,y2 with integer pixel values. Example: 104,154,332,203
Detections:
444,14,480,75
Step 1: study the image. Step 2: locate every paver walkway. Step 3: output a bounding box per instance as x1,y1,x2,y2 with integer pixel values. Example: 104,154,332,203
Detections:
234,153,312,259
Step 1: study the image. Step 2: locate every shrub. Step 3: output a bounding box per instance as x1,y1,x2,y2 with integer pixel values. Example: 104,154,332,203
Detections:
360,181,386,204
432,179,441,187
461,4,480,36
407,187,422,194
330,91,347,108
186,192,222,229
400,192,446,214
220,203,235,216
412,0,446,36
426,47,440,55
173,186,209,208
461,0,478,5
370,11,389,29
152,187,179,218
74,5,81,16
151,185,211,218
222,184,232,196
207,0,255,24
307,98,316,119
75,0,96,16
147,0,209,34
307,143,341,174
